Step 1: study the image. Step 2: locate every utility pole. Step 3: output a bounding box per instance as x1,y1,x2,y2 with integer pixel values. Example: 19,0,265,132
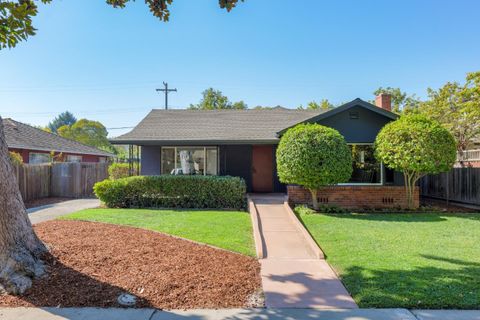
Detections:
156,82,177,110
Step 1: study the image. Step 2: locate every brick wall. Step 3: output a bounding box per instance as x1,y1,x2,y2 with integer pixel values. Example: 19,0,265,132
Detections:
287,185,420,209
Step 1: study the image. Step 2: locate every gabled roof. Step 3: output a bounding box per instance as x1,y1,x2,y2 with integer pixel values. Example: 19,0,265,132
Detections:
4,118,114,157
277,98,399,135
111,108,325,144
111,98,398,145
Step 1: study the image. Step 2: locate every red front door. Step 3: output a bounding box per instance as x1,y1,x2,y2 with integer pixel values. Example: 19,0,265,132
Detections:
252,145,274,193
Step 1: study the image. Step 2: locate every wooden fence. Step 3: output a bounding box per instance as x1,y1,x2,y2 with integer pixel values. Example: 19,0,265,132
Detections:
420,167,480,206
13,162,109,202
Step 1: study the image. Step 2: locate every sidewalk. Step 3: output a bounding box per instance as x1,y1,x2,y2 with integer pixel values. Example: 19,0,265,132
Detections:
28,199,100,224
0,308,478,320
249,194,357,309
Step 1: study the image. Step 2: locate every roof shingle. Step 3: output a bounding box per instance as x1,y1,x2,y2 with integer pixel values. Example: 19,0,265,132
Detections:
4,118,113,157
112,108,326,144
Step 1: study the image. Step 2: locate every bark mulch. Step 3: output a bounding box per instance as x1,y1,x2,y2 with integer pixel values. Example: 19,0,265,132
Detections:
0,220,261,309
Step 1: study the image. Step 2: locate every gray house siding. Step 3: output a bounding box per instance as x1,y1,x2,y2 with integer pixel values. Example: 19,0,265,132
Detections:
140,146,161,175
316,106,392,143
219,145,253,192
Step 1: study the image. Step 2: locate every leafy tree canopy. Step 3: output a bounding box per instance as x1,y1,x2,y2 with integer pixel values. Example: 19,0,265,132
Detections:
417,71,480,151
373,87,420,113
375,114,456,208
189,88,247,110
0,0,242,49
47,111,77,133
298,99,335,111
58,119,111,150
276,123,352,210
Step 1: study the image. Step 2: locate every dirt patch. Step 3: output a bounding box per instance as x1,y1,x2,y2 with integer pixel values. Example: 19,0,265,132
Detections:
25,197,73,209
0,220,261,309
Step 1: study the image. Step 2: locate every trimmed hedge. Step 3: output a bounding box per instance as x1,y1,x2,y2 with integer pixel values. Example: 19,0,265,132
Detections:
94,175,246,210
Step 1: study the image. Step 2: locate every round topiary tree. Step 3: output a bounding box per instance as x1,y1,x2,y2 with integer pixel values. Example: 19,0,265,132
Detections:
277,123,353,210
375,114,456,209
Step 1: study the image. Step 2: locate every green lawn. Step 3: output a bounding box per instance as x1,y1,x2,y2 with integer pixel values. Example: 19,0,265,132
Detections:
62,208,256,257
298,210,480,309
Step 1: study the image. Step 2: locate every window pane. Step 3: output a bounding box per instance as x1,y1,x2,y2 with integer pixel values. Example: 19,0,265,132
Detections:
206,148,218,175
66,155,82,162
349,145,381,183
161,148,175,174
176,148,204,175
29,153,51,164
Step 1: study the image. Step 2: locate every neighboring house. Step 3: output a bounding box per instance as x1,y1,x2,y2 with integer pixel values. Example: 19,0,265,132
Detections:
112,94,417,209
4,118,113,164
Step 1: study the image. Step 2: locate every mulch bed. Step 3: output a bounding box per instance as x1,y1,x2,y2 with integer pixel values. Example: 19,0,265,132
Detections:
24,197,73,209
0,220,261,309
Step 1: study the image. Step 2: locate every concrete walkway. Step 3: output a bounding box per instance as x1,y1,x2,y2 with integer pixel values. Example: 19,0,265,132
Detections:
249,194,357,309
28,199,101,224
0,308,478,320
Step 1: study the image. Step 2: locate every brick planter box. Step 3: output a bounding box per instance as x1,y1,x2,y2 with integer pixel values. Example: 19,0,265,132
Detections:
287,185,419,209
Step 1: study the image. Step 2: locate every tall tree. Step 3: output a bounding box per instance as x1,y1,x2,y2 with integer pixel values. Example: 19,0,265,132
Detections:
0,0,242,295
418,72,480,152
0,0,242,49
298,99,334,111
58,119,111,150
0,117,47,294
189,88,247,110
373,87,419,113
47,111,77,133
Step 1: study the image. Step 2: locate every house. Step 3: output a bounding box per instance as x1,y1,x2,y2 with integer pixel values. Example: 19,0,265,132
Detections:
5,118,113,164
112,94,419,209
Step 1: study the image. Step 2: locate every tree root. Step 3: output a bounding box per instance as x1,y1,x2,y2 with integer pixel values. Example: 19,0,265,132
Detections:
0,243,47,295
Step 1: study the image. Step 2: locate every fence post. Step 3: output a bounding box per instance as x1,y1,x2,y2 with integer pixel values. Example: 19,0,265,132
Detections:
446,172,449,207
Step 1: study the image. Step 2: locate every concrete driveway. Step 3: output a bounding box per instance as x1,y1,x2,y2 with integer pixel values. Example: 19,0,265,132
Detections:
28,199,101,224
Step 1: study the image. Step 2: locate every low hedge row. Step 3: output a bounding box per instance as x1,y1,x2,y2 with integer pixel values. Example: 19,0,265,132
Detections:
94,175,246,210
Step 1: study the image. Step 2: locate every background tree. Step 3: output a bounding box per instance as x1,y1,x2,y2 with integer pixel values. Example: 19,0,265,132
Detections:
47,111,77,133
276,124,352,210
58,119,111,150
373,87,420,113
417,72,480,152
0,0,243,295
375,114,456,209
1,0,242,49
189,88,247,110
298,99,334,111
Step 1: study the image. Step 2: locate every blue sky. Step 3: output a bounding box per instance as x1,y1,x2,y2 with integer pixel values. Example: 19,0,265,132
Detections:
1,0,479,136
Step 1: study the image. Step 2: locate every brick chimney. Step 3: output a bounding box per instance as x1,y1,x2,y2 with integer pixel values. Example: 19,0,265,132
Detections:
375,93,392,112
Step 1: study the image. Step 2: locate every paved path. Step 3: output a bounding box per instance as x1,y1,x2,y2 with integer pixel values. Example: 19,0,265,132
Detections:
250,194,357,309
28,199,101,224
2,307,469,320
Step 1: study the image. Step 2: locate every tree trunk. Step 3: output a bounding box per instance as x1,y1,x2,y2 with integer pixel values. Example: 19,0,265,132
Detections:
310,188,319,211
0,117,47,295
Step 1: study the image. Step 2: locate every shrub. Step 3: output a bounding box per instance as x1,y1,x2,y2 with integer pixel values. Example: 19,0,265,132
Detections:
108,163,130,180
295,204,348,215
9,151,23,166
375,114,456,209
94,175,246,210
277,123,352,210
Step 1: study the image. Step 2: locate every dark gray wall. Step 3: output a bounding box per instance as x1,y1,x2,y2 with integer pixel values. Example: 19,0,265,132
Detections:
219,145,253,192
140,146,161,175
317,106,392,143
